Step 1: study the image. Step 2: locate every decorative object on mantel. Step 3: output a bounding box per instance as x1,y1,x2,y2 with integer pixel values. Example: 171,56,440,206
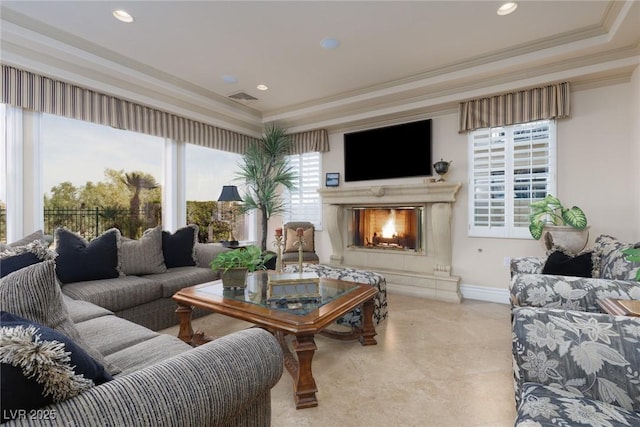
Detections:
433,159,452,182
273,228,284,273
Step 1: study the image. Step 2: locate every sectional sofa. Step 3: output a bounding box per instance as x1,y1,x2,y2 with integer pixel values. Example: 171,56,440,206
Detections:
509,234,640,426
0,227,285,426
47,225,231,331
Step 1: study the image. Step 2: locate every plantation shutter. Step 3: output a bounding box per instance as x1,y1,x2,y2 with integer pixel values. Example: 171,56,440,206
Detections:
512,121,555,233
469,127,507,237
468,120,555,238
284,152,322,229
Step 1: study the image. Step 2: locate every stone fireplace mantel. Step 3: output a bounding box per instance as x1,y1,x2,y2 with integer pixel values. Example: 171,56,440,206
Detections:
318,182,461,205
318,182,463,303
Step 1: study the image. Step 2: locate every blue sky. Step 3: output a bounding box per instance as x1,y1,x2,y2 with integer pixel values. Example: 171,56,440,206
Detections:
42,114,241,201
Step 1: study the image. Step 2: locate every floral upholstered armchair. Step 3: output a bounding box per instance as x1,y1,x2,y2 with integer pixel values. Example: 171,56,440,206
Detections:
510,235,640,426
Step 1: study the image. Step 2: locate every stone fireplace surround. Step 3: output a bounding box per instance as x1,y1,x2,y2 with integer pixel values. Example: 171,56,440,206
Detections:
318,182,462,303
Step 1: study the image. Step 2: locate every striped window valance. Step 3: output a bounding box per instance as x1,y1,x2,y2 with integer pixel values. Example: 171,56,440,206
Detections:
458,82,570,133
1,64,260,153
288,129,329,154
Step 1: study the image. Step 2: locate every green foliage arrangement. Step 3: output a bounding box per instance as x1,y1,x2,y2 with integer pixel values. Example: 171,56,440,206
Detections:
209,245,274,274
236,125,297,251
622,248,640,281
529,194,588,240
186,201,229,243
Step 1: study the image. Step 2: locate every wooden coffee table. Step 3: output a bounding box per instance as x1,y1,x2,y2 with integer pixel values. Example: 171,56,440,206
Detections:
597,298,640,317
172,271,378,409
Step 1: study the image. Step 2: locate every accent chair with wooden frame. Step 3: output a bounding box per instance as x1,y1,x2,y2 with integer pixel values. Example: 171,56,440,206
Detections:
281,221,320,265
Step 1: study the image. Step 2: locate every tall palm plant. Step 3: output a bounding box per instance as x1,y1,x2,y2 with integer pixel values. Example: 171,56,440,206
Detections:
236,125,297,251
121,172,159,238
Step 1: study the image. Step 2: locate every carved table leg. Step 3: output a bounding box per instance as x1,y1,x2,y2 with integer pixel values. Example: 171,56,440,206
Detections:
359,298,377,346
175,303,195,345
292,334,318,409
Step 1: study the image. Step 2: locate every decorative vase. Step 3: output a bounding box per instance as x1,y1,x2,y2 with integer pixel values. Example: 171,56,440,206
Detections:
542,225,590,254
433,159,452,182
221,267,249,289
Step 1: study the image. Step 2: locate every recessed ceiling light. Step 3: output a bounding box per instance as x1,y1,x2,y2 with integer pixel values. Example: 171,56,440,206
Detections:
497,2,518,16
256,84,269,91
222,75,238,84
113,9,134,23
320,38,340,50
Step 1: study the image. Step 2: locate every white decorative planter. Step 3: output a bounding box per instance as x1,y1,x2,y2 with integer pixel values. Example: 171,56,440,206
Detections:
542,225,590,254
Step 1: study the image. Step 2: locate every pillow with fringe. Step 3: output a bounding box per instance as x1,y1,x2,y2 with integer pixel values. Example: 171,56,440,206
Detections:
0,240,57,278
0,311,112,420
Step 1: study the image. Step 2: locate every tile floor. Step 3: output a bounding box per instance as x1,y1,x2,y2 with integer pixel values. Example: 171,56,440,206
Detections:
163,293,517,427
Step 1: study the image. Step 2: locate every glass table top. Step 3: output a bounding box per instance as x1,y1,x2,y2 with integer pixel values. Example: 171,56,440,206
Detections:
206,271,359,316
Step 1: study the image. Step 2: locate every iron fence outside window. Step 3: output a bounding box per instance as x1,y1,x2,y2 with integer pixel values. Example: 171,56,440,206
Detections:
43,207,161,240
0,204,236,244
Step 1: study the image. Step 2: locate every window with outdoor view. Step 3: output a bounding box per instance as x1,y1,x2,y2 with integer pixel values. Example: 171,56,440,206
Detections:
468,120,556,238
42,113,163,240
185,143,245,243
284,151,322,229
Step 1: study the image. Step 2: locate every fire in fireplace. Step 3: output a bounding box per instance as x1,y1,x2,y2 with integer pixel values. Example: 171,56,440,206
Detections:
349,206,423,251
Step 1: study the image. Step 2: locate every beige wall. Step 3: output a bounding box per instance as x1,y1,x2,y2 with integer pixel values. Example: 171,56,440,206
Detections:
316,81,640,292
632,67,640,232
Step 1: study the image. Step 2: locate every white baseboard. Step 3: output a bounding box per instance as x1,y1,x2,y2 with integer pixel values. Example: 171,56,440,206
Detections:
460,283,510,305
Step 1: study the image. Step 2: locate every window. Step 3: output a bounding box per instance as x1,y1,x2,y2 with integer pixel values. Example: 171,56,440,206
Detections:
284,152,322,229
468,120,556,238
185,143,246,242
42,114,164,239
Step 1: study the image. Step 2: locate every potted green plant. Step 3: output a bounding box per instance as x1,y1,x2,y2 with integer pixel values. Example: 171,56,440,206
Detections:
210,245,274,288
623,248,640,281
235,125,297,251
529,194,589,253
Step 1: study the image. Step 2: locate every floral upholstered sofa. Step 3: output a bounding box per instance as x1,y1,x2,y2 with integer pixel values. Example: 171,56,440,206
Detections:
510,234,640,311
511,307,640,426
510,234,640,426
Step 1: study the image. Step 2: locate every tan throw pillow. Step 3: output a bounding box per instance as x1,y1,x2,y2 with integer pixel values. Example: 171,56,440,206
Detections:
120,226,167,275
284,227,315,253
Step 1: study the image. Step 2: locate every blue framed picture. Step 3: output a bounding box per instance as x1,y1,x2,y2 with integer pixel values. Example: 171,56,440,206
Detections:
325,173,340,187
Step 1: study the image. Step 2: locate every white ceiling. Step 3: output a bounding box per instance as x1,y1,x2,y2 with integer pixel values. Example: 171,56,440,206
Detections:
1,1,639,135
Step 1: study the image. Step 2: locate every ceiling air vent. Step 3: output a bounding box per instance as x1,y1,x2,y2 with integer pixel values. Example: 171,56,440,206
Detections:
228,91,258,102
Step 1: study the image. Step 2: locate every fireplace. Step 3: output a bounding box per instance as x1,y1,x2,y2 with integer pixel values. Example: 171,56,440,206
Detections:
349,206,423,251
318,182,462,303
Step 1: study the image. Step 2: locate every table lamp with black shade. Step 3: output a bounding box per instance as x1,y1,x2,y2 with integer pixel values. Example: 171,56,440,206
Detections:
217,185,243,247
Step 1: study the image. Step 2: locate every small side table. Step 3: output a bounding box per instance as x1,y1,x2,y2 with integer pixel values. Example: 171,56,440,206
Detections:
597,298,640,317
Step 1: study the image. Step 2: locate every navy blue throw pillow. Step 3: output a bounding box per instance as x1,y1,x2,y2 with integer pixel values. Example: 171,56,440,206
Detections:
54,228,121,284
0,252,42,278
542,250,593,278
0,311,112,421
162,225,198,268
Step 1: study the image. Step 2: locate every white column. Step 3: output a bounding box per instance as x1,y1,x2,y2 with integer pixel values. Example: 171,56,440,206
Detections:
22,111,43,236
162,138,186,232
4,105,23,242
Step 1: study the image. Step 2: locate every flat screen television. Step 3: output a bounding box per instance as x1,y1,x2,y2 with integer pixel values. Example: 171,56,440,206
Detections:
343,119,432,182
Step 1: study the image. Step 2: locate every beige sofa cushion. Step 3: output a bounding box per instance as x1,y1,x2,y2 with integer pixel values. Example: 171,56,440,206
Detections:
120,226,167,275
